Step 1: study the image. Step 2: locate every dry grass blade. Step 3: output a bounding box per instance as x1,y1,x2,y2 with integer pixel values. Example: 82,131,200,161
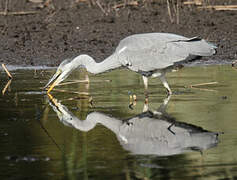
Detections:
167,0,174,23
113,0,138,9
2,64,12,79
190,87,218,92
53,79,111,87
0,11,38,15
95,0,108,15
186,81,219,92
183,0,202,5
4,0,9,15
28,0,44,3
188,81,218,88
176,0,180,24
198,5,237,11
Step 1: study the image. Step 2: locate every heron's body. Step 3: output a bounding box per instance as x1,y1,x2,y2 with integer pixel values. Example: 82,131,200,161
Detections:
45,33,217,94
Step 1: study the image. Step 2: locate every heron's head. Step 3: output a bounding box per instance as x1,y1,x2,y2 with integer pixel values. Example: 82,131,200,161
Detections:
44,58,74,93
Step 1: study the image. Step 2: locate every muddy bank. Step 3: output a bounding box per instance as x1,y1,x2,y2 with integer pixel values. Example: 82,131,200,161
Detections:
0,0,236,66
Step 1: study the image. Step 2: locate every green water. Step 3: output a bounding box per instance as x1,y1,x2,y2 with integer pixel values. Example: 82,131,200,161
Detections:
0,65,237,179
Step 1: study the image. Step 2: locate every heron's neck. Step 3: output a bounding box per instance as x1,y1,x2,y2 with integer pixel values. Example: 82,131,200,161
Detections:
61,111,123,133
87,112,123,133
73,54,121,74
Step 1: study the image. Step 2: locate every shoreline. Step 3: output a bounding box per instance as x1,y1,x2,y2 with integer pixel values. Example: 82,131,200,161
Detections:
0,0,236,66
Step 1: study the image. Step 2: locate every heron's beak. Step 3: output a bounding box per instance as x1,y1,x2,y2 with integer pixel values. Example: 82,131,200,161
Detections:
44,70,62,93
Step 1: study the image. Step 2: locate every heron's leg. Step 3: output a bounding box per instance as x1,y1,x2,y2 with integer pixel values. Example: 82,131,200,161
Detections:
143,97,149,112
159,74,172,95
142,76,149,97
156,95,171,113
47,79,58,93
142,76,148,90
85,73,90,90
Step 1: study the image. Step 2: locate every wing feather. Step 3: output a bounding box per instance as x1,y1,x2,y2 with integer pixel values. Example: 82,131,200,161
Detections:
116,33,216,72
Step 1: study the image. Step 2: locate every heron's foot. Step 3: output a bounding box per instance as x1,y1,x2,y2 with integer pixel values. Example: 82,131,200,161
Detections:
84,74,90,83
88,96,93,107
128,91,137,101
144,90,149,98
128,91,137,110
145,97,149,104
166,89,172,96
129,94,137,102
129,103,134,110
129,99,137,110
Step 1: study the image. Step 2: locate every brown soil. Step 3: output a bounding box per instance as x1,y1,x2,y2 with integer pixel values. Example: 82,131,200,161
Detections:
0,0,236,66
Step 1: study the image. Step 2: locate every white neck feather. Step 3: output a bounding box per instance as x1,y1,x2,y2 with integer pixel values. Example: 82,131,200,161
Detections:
72,54,121,74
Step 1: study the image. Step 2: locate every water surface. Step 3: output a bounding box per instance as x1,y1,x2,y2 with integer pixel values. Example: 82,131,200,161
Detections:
1,65,237,179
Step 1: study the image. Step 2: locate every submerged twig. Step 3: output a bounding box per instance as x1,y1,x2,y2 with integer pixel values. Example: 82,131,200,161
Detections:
186,81,218,92
2,64,12,79
35,104,62,152
188,81,218,88
54,80,89,87
61,96,93,107
42,79,110,93
189,87,218,92
50,88,90,95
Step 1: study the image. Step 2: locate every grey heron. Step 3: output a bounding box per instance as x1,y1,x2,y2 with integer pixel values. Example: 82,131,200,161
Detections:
44,33,216,94
48,95,219,156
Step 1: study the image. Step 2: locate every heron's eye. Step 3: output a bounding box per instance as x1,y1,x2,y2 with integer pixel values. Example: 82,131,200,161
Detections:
125,60,132,66
126,122,133,126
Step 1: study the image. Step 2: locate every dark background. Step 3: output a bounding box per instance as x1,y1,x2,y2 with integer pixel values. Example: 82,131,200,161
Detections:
0,0,236,66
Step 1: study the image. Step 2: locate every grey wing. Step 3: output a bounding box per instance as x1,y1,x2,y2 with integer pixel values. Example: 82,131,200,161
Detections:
116,33,216,72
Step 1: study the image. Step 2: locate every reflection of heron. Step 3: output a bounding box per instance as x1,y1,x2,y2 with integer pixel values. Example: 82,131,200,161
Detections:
44,33,216,94
2,79,12,95
48,95,219,156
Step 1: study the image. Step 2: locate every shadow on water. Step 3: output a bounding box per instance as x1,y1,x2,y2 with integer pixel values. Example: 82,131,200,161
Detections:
1,65,237,179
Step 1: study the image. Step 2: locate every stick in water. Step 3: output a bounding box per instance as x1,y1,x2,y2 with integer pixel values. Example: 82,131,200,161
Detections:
2,64,12,79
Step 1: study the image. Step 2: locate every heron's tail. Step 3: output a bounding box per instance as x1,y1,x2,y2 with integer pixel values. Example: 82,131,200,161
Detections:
207,42,217,53
185,37,217,56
